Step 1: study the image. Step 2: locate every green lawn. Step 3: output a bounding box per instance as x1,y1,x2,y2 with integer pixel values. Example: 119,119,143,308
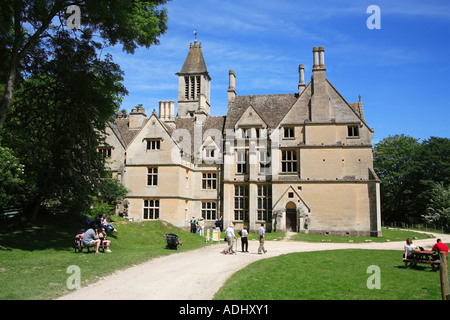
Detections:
289,227,433,243
0,215,209,300
0,216,447,300
213,249,447,300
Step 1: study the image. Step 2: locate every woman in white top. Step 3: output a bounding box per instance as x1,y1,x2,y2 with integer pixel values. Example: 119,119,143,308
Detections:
404,237,417,260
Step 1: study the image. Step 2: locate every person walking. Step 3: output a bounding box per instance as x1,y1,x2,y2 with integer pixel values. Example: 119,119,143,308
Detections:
224,223,237,254
241,226,249,253
257,223,267,254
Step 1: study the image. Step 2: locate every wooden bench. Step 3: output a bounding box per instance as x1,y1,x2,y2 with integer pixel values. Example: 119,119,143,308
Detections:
73,237,107,253
403,250,440,271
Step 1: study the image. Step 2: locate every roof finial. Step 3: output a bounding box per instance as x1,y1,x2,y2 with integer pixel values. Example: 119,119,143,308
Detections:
193,29,198,44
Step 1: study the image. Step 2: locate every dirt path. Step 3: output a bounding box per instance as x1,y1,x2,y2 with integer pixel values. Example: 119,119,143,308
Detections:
58,231,450,300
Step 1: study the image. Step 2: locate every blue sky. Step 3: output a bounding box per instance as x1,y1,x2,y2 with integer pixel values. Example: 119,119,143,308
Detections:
105,0,450,143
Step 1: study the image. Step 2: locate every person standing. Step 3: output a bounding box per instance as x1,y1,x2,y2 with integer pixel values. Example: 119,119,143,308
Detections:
224,223,237,254
257,223,267,254
198,217,205,236
241,226,249,253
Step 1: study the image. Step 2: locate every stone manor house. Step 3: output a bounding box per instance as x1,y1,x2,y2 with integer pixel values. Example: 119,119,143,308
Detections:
101,40,382,236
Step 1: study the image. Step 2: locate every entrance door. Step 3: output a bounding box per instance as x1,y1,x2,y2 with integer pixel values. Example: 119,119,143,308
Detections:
285,202,297,232
286,209,297,231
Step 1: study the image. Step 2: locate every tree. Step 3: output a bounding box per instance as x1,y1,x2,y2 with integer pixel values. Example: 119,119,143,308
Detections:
409,137,450,219
0,144,26,213
0,0,169,129
374,135,450,226
423,182,450,232
373,134,421,223
2,30,127,220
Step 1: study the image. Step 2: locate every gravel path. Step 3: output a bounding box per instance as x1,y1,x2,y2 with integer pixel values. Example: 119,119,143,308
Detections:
58,231,450,300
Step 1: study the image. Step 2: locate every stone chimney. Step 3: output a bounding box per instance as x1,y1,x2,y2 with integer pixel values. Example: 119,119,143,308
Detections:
129,106,146,129
159,101,175,122
311,46,331,122
228,70,236,103
298,64,305,94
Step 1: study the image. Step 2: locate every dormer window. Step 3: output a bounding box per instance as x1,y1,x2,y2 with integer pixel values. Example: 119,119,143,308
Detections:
205,148,215,158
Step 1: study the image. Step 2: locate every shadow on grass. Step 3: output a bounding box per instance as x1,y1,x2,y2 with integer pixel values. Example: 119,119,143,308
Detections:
393,264,438,272
0,213,117,252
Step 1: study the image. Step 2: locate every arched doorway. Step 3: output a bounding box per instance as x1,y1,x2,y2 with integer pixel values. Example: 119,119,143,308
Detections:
285,201,297,232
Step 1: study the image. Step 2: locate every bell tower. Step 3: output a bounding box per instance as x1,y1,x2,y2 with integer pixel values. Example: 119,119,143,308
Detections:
176,31,211,118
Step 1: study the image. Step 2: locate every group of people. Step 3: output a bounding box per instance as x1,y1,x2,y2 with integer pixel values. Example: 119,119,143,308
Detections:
403,237,449,265
78,214,117,254
190,216,205,236
223,223,268,255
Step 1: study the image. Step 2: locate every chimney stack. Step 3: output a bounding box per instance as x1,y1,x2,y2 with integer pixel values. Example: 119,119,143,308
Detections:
129,106,146,129
298,64,305,94
159,101,175,122
311,46,331,122
319,46,325,67
228,70,236,103
313,46,326,71
313,47,319,68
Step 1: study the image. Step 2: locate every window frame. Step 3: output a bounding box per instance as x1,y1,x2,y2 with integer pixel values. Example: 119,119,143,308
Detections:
236,150,247,174
201,201,217,220
281,150,298,173
347,125,360,138
98,147,112,159
234,185,249,221
146,139,161,151
202,172,217,190
283,127,295,139
143,199,160,220
147,167,158,186
259,150,271,174
257,185,272,221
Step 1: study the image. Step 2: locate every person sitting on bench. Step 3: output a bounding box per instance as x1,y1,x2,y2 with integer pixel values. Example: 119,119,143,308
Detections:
83,224,102,254
432,238,449,260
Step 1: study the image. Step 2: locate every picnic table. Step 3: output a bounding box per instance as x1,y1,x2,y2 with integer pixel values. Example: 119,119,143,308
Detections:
403,250,440,271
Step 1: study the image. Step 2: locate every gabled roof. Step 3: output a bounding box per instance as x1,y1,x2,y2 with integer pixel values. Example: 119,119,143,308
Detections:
111,117,149,148
224,94,298,130
106,121,126,149
174,116,226,156
177,41,209,76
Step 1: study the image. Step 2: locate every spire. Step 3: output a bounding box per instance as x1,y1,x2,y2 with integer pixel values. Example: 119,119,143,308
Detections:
176,34,211,118
177,31,209,76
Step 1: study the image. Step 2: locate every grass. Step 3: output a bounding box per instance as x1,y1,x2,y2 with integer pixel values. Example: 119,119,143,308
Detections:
0,216,447,300
0,214,209,300
289,227,434,243
213,249,447,300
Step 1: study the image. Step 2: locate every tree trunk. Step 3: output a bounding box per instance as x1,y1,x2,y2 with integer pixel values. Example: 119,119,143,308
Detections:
0,65,18,129
30,196,41,222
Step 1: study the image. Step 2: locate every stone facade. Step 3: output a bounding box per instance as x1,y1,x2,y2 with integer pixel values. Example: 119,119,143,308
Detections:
102,41,382,237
